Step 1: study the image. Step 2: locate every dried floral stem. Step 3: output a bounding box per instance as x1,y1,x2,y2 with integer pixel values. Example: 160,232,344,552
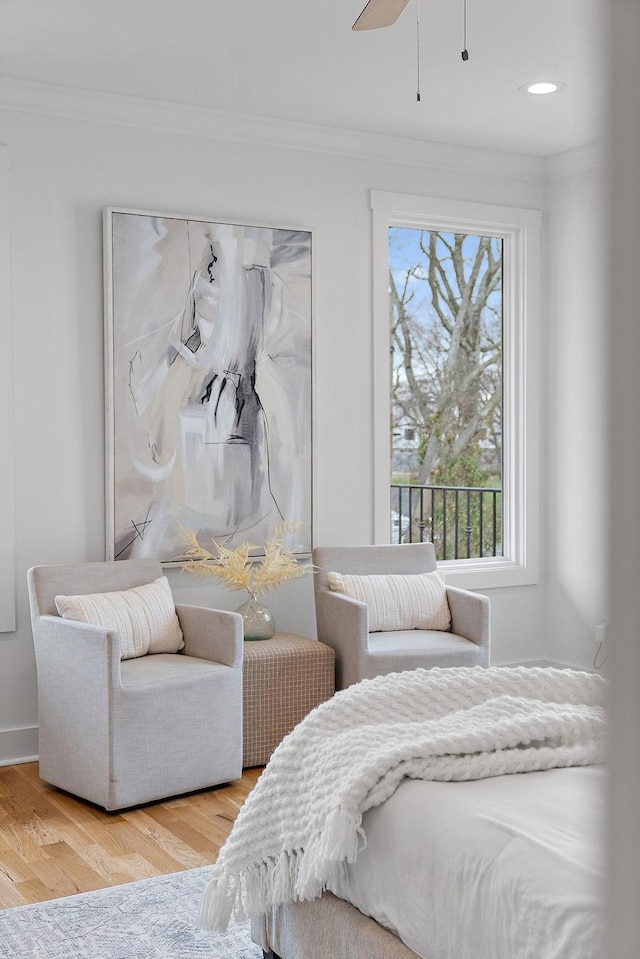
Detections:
179,525,308,598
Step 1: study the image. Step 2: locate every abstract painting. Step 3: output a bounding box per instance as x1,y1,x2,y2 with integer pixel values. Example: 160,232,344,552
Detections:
104,209,312,563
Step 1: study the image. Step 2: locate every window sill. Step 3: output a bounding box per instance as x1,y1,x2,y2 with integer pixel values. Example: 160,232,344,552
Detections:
438,557,538,590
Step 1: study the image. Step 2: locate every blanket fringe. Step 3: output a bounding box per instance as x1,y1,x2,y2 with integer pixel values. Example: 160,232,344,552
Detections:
271,848,300,902
298,806,365,898
199,849,305,931
317,805,364,863
197,873,236,932
199,808,365,931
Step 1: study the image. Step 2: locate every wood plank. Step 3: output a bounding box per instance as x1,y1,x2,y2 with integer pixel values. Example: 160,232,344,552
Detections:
11,878,55,904
52,841,139,888
0,821,53,863
146,800,230,850
111,853,164,882
29,818,134,885
120,808,211,869
42,840,107,893
0,790,56,825
12,762,43,787
0,873,35,908
41,789,126,828
27,854,95,899
0,848,38,884
0,763,262,907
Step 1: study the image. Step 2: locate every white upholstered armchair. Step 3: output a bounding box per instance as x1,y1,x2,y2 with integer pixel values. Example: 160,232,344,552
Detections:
27,558,243,811
313,543,490,690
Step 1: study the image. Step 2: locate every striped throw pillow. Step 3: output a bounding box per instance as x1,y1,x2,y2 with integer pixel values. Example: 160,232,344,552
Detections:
327,570,451,633
55,576,184,659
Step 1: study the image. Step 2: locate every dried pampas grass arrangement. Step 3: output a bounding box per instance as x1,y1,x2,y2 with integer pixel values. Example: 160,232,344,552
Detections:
180,525,309,601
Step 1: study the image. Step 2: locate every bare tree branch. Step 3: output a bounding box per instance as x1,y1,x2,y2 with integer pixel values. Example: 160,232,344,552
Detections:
390,228,502,487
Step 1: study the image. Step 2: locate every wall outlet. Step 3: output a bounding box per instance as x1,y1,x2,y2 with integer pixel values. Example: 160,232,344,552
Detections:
595,620,609,645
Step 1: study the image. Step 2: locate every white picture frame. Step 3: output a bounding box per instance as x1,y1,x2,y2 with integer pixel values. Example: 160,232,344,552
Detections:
104,208,313,563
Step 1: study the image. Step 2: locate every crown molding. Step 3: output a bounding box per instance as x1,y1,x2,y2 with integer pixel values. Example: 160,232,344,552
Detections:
545,141,608,180
0,77,546,181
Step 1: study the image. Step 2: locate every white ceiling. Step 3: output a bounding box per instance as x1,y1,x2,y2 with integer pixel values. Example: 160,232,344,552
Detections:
0,0,607,158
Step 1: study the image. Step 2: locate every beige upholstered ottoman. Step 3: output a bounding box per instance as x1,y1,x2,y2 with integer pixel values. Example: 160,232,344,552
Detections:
242,633,335,768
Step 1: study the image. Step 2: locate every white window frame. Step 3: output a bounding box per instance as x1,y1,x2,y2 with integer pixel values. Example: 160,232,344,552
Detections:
371,190,541,590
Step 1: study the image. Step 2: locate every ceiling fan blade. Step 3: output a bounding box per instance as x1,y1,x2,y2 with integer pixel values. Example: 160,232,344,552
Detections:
352,0,410,31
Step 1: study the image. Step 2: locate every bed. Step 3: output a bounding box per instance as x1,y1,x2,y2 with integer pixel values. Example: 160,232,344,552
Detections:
198,665,606,959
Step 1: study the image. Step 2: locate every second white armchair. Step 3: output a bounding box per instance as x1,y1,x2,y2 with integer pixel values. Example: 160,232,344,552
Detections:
313,543,490,690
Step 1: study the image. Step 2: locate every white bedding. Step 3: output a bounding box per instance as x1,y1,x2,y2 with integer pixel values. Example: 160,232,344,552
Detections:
328,765,606,959
200,667,606,936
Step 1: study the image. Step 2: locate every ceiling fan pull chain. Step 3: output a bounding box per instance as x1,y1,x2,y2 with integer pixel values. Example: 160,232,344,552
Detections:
416,0,421,101
461,0,469,61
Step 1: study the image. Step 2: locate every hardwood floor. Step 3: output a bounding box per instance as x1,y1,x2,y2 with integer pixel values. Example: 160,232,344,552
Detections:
0,761,262,909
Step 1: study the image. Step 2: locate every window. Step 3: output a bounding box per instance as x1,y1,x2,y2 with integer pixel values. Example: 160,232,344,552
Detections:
390,227,503,562
371,191,541,589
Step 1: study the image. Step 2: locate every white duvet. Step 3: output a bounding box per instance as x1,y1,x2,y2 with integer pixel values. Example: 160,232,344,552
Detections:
329,765,606,959
199,665,606,953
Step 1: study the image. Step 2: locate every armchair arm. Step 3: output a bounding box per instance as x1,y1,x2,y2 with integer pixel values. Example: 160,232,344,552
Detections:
34,614,123,687
31,616,122,805
315,587,370,689
175,604,243,668
32,615,122,771
445,586,490,661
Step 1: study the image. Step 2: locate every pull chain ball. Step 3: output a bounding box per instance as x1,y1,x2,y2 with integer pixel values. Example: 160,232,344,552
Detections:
461,0,469,61
416,0,421,101
417,0,468,98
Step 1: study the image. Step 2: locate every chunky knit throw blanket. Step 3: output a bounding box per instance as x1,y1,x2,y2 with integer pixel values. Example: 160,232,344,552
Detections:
199,666,606,932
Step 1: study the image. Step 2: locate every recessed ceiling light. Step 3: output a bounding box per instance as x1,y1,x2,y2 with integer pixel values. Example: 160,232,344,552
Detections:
519,81,566,96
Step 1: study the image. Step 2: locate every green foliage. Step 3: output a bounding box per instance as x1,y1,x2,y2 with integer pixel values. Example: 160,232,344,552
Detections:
429,450,497,490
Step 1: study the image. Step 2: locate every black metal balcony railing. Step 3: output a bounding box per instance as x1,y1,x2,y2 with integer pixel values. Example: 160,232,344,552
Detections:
391,484,502,561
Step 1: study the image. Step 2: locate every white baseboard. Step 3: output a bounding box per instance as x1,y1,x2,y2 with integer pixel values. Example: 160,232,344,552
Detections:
0,726,39,766
497,658,598,672
512,659,563,667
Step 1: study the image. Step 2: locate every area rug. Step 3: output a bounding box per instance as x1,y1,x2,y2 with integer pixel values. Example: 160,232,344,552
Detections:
0,865,261,959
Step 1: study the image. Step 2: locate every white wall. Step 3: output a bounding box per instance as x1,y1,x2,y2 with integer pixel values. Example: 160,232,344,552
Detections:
545,158,608,669
0,86,549,763
607,0,640,949
0,146,16,636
